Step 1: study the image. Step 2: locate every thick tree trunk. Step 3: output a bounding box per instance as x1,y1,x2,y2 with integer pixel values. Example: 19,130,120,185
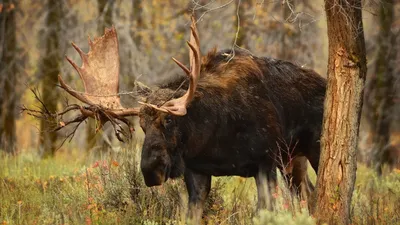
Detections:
314,0,367,224
39,0,63,158
0,0,17,154
369,0,397,174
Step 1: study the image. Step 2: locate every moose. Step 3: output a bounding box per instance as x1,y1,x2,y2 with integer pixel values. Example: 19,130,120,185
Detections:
40,17,326,221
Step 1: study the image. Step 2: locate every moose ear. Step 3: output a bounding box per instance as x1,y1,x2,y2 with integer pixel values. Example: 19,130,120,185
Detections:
134,81,153,101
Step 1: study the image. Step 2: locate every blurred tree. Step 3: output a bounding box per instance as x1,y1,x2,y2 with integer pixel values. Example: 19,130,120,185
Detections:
365,0,398,174
150,0,158,44
127,0,144,80
97,0,114,33
132,0,144,47
278,0,317,67
279,0,296,61
314,0,367,224
38,0,63,158
235,0,251,49
86,0,115,153
0,0,17,154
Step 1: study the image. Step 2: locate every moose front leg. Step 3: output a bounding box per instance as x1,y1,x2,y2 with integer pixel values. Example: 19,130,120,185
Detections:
254,165,277,211
184,169,211,224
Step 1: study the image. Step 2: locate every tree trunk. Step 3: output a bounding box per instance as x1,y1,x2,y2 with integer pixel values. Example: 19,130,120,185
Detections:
279,0,296,61
234,0,251,49
0,0,17,154
97,0,113,33
131,0,144,47
369,0,397,175
278,0,316,68
127,0,144,82
314,0,367,224
39,0,63,158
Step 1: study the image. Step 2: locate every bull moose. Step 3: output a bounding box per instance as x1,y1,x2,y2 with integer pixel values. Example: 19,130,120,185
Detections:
47,16,326,221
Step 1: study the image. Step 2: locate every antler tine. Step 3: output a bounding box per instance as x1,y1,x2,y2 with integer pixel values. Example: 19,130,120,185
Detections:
65,56,81,75
184,16,201,105
141,15,201,116
71,42,88,65
172,57,190,76
189,16,200,71
58,75,93,106
63,41,91,104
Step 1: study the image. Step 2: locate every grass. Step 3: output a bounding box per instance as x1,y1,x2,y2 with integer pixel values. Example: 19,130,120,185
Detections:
0,148,399,225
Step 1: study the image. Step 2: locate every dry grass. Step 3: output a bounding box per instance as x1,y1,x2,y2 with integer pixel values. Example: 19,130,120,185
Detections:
0,147,399,225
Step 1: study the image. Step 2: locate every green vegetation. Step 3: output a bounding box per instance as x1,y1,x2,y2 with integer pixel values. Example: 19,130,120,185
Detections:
1,149,399,225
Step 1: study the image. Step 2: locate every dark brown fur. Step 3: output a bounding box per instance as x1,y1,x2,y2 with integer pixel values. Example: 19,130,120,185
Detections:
139,48,326,221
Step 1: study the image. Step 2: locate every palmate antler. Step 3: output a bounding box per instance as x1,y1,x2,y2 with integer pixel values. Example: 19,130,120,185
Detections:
21,26,141,143
140,16,201,116
57,26,141,141
23,16,201,145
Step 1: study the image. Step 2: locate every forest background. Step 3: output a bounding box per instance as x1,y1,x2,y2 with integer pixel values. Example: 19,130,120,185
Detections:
0,0,399,224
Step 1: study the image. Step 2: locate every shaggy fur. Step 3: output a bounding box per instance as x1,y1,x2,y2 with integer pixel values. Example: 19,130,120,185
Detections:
139,48,326,219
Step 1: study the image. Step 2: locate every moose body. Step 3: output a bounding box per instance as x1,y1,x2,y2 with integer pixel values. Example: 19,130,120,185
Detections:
140,49,326,219
52,17,326,223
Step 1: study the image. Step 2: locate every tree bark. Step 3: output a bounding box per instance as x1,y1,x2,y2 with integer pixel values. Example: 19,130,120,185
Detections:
314,0,367,224
0,0,17,154
39,0,63,158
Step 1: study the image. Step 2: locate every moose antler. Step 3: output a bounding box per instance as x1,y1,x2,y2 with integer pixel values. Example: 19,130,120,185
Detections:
23,26,140,143
140,16,201,116
58,26,140,141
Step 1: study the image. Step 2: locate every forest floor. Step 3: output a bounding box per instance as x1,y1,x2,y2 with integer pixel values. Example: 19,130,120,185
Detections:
0,147,399,225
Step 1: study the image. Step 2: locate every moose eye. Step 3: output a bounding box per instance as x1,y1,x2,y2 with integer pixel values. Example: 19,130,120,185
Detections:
163,116,173,127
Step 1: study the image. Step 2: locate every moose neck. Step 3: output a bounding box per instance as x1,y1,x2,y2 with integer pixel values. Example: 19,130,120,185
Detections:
173,81,281,177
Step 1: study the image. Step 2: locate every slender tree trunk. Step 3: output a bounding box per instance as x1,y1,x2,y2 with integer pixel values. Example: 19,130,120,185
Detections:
39,0,63,158
97,0,113,33
234,0,250,49
277,0,318,68
279,0,297,61
314,0,367,224
127,0,144,82
369,0,396,175
150,0,158,44
0,0,17,154
132,0,144,47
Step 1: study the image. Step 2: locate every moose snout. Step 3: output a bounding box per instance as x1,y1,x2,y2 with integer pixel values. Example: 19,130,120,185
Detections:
140,146,170,187
141,162,169,187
